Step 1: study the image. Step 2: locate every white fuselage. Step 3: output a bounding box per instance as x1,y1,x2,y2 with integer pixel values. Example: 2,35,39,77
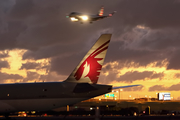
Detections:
68,12,106,22
0,82,112,113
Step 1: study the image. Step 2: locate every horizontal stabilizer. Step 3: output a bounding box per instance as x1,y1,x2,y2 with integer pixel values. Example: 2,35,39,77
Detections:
73,83,97,93
108,11,116,17
112,84,142,89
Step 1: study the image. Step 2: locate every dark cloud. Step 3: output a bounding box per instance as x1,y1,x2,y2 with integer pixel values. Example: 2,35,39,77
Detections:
151,72,164,80
40,73,65,82
106,41,168,66
1,0,180,80
23,71,39,82
49,38,168,76
8,0,34,20
0,61,9,69
0,72,23,83
14,0,116,51
50,52,85,75
118,71,163,83
0,0,15,13
168,84,180,91
99,71,119,84
175,73,180,78
99,70,164,84
1,0,178,49
22,42,86,60
22,71,64,83
138,29,180,51
19,62,41,70
0,21,27,50
117,0,180,29
0,51,9,58
149,85,167,91
149,84,180,91
167,49,180,70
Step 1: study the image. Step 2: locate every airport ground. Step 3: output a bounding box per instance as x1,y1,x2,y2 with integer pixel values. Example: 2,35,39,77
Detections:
1,116,180,120
2,99,180,120
55,99,180,114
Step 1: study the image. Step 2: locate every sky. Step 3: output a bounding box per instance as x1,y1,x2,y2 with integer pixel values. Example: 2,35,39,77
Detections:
1,0,180,99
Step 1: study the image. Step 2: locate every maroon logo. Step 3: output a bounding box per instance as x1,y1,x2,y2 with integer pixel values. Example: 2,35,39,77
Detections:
74,40,110,84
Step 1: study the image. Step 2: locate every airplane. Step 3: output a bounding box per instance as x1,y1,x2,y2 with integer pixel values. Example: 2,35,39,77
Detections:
66,6,116,23
0,34,140,117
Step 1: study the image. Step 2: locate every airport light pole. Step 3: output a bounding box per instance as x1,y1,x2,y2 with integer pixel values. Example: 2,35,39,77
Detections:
119,89,120,101
129,95,131,100
119,89,123,101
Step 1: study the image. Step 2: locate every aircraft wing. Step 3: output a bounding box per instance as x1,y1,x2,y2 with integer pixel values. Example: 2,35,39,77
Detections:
91,16,107,21
112,84,142,89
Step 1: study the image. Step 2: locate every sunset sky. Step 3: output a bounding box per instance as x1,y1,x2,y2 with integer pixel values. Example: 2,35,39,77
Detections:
1,0,180,99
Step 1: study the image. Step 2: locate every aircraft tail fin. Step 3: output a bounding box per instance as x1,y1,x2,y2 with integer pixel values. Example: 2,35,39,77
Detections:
64,34,112,84
98,6,104,16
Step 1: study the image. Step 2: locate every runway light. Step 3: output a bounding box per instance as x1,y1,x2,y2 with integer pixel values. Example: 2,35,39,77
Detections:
31,111,36,114
23,113,27,117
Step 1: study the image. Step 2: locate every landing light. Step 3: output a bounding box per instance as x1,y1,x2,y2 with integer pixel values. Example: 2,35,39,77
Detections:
70,17,78,21
81,16,88,20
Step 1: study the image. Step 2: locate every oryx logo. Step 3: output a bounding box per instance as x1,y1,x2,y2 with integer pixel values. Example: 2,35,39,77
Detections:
74,40,110,84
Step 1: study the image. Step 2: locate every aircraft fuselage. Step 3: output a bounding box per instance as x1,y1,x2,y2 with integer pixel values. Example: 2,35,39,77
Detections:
0,82,112,113
68,12,107,22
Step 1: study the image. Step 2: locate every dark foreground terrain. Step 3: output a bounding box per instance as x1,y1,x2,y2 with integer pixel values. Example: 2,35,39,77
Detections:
0,116,180,120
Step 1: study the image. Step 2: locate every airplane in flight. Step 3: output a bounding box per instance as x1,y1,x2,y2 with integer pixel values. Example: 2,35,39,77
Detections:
0,34,140,117
66,6,116,23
